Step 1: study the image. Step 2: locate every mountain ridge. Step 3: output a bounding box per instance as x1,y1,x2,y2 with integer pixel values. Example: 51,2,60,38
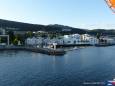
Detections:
0,19,115,35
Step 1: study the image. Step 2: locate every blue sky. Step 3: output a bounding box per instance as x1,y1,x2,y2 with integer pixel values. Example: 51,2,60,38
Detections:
0,0,115,29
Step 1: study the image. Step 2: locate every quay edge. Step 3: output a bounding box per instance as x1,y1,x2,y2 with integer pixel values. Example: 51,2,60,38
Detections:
0,46,66,56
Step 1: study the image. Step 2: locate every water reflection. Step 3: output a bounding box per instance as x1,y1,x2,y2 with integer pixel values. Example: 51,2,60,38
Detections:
0,47,115,86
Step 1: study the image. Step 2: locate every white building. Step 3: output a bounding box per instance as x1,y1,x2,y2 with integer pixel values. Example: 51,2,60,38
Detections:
47,38,64,45
88,37,99,45
81,34,99,45
25,34,99,46
63,34,99,45
63,34,81,44
25,37,43,45
25,37,64,46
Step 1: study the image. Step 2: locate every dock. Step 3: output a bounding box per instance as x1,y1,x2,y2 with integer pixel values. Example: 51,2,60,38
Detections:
57,44,92,48
95,43,115,47
0,46,66,56
25,47,66,56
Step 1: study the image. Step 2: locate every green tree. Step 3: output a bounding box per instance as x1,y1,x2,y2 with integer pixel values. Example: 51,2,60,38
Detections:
26,31,33,38
96,33,101,39
13,35,19,45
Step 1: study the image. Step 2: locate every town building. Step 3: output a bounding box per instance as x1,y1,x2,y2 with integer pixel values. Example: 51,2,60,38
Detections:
25,33,99,46
63,34,81,44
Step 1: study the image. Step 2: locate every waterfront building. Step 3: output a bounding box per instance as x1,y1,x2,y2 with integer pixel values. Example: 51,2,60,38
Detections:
87,37,99,45
25,37,64,47
63,34,81,44
0,35,9,46
14,31,27,35
0,28,6,35
25,33,99,46
81,34,90,41
47,38,64,45
0,28,10,46
63,34,98,45
81,34,99,45
100,36,115,44
25,37,43,46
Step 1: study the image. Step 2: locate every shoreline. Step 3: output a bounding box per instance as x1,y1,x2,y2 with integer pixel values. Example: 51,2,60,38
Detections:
0,46,66,56
0,43,114,56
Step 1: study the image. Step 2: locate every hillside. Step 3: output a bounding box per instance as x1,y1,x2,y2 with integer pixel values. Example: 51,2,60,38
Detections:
88,29,115,36
0,19,87,34
0,19,115,35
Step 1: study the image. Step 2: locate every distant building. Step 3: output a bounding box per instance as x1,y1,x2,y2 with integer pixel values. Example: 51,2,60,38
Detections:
0,28,6,35
25,37,64,46
63,34,98,45
25,33,99,46
25,37,43,45
81,34,99,45
100,36,115,44
62,29,71,32
63,34,81,44
14,31,27,35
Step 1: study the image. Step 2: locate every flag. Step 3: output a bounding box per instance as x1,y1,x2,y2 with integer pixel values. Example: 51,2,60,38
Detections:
106,80,115,86
105,0,115,13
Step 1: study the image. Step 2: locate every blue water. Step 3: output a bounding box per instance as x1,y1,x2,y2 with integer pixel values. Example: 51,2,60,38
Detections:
0,46,115,86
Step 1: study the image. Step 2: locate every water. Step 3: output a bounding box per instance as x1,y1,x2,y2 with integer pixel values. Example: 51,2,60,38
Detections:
0,46,115,86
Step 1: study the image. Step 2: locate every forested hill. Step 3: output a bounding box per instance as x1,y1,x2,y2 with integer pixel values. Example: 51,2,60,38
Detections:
0,19,115,35
0,19,87,34
88,29,115,36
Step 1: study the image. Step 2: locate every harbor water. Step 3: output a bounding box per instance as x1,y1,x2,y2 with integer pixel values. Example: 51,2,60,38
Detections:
0,46,115,86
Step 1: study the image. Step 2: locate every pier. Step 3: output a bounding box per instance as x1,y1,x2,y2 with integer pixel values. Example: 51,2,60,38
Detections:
57,44,92,48
0,46,66,56
95,43,115,47
26,47,65,56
